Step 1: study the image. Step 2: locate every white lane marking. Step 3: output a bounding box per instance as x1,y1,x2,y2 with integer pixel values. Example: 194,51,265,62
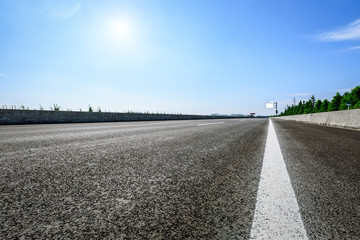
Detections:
250,119,308,239
197,122,225,127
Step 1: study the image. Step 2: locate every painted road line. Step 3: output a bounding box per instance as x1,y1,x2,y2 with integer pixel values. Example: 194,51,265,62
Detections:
250,119,308,239
197,122,225,127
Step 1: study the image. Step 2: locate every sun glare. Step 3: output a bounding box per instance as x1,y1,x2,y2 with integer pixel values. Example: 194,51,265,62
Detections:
96,16,143,56
108,20,132,41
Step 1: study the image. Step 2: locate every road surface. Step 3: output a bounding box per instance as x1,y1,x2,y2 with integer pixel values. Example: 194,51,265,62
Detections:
272,119,360,239
0,118,359,239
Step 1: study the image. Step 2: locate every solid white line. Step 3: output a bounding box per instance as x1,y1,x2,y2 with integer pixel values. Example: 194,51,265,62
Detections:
197,122,225,127
250,119,308,239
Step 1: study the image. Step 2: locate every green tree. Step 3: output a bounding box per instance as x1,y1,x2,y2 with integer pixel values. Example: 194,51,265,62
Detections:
354,101,360,109
304,100,313,114
319,99,329,112
303,96,315,114
289,105,296,115
310,95,316,108
349,86,360,109
314,99,322,113
340,92,351,110
328,92,342,111
279,85,360,115
298,101,305,114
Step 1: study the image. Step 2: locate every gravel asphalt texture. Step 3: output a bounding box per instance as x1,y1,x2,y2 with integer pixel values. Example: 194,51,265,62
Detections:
272,119,360,240
2,119,359,239
0,119,268,239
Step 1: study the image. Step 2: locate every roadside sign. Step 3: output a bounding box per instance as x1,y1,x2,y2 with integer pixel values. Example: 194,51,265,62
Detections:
266,102,274,109
346,101,351,110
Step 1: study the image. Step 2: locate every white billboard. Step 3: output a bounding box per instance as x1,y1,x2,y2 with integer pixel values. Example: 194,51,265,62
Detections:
266,102,274,109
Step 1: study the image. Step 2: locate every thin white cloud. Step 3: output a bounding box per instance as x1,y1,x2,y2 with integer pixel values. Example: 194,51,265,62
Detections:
49,2,81,19
0,72,8,78
285,93,312,96
346,45,360,50
335,45,360,52
337,88,352,92
315,19,360,41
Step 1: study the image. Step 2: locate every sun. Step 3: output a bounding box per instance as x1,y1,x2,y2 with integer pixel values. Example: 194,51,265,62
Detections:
97,16,140,54
107,19,132,40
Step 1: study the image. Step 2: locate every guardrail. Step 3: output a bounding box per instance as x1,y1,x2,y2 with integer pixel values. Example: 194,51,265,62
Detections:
276,109,360,129
0,109,247,125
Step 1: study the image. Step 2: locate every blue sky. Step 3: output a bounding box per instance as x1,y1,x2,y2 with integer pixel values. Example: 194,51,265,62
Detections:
1,0,360,115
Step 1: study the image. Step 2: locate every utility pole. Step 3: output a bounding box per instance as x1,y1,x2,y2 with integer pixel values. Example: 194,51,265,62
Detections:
293,97,296,106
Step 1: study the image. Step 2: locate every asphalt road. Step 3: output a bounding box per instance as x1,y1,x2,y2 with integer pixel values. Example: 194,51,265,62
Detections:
272,119,360,240
0,119,359,239
0,119,268,239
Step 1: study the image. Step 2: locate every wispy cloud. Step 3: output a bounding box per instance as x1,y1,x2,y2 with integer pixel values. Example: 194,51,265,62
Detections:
335,45,360,52
315,19,360,41
285,93,312,96
49,2,81,19
337,88,352,92
0,72,8,78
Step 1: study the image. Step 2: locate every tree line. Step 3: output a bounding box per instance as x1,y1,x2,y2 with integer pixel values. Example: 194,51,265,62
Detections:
280,85,360,116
